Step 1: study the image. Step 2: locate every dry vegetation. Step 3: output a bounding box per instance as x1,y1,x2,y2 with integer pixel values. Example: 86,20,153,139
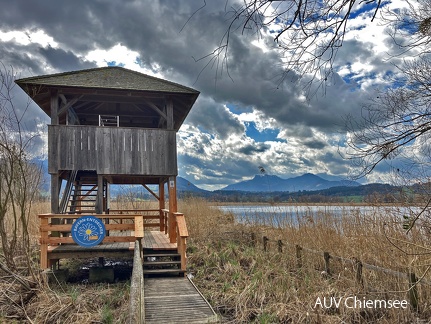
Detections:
182,198,431,323
1,198,431,323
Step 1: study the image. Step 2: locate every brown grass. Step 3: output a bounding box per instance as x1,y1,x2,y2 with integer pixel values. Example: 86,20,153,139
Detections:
2,198,431,323
183,198,431,323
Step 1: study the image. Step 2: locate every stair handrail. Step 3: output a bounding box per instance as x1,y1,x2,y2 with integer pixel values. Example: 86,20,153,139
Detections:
59,170,78,213
174,212,188,272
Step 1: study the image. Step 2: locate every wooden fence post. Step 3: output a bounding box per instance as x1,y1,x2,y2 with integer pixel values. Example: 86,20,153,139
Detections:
277,240,283,253
353,258,363,287
263,236,269,252
323,252,331,275
296,245,302,268
250,232,256,248
408,272,419,312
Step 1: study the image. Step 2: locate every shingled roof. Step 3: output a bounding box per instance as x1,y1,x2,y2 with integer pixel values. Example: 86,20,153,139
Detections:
16,66,199,94
16,66,199,130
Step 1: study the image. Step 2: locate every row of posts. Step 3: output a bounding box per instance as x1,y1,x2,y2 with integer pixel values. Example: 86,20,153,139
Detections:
250,234,419,312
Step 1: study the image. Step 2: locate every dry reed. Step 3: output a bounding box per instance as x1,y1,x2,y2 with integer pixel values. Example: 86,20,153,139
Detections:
2,197,431,322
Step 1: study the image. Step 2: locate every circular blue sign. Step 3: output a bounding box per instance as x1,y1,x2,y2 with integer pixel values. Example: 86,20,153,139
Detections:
71,216,106,247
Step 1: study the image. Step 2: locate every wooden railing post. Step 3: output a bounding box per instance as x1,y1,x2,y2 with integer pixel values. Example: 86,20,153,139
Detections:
134,215,144,239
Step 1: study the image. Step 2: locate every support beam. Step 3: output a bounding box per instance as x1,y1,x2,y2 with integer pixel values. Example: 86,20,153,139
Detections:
159,181,165,232
168,176,177,243
58,95,83,117
50,174,60,214
50,90,59,125
166,97,174,130
96,174,104,214
142,184,159,200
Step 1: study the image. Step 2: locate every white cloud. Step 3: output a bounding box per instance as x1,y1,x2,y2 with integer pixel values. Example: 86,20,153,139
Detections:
0,29,58,47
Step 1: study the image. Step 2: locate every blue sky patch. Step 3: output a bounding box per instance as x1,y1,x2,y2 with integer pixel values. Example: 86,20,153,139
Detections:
245,121,283,143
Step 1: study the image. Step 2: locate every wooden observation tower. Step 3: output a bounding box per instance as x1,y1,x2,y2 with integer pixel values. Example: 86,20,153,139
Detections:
16,67,200,274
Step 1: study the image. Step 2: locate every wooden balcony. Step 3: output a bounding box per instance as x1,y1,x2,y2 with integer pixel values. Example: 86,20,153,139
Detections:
48,125,177,175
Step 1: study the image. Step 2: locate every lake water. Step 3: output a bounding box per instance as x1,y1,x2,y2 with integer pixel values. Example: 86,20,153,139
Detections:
216,204,427,227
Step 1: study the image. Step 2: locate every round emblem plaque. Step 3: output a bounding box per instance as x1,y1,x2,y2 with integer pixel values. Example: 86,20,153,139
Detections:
71,215,106,247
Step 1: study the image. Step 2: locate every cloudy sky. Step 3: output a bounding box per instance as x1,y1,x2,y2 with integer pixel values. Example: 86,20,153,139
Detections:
0,0,415,190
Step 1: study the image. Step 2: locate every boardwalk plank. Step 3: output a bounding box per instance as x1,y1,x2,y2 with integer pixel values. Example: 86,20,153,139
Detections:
144,277,218,324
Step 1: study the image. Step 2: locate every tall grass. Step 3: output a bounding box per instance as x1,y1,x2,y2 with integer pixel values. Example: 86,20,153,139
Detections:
183,198,431,323
3,197,431,322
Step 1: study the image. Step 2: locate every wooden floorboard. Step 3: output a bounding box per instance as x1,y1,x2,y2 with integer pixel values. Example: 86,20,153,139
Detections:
144,277,218,323
143,231,177,250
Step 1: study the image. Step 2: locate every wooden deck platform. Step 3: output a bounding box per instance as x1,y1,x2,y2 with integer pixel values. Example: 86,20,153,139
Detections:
144,277,218,323
143,230,177,250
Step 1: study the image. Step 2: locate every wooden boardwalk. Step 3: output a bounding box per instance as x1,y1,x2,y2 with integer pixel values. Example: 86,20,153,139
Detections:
144,277,218,323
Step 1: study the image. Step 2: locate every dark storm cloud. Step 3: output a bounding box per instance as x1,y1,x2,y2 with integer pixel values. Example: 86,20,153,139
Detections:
186,98,244,140
38,46,96,71
0,0,370,132
0,41,44,75
0,0,403,188
303,140,327,149
238,143,271,155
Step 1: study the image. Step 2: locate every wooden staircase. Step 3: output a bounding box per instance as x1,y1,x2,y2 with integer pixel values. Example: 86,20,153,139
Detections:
60,171,103,214
143,249,185,277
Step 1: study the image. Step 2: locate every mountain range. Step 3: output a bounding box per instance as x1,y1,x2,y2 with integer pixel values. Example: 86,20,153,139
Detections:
220,173,360,192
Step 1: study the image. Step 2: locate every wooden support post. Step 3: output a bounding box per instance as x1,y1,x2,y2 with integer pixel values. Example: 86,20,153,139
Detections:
96,174,103,214
105,180,110,211
40,217,49,269
50,175,61,238
50,174,60,214
159,182,165,232
324,252,331,275
50,89,59,126
408,272,419,312
296,245,303,268
263,236,269,252
168,176,177,243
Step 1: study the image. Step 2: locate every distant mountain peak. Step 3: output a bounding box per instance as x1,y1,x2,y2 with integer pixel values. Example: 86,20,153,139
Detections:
222,173,360,192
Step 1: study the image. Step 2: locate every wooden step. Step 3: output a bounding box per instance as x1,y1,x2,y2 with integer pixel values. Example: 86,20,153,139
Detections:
144,253,180,258
69,198,97,202
143,268,184,275
143,260,181,267
66,210,97,214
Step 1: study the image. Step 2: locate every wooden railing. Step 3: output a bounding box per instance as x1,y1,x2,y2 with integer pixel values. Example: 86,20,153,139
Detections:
175,213,188,272
161,209,188,271
107,209,164,231
39,209,189,272
39,213,145,269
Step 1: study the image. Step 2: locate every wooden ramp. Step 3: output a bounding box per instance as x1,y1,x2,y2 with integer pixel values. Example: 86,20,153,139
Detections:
144,277,218,323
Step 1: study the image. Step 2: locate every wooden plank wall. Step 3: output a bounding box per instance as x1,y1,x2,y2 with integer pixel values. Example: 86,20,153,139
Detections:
48,125,177,175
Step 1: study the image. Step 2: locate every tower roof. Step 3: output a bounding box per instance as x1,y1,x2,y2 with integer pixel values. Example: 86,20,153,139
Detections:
16,66,199,130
